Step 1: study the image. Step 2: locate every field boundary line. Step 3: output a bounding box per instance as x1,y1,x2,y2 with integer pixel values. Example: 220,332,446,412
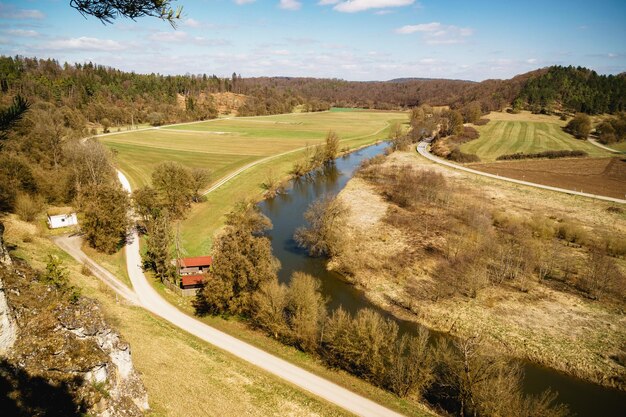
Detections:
417,141,626,204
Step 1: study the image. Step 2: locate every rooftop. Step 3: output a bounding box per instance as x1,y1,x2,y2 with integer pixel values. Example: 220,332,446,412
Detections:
181,274,206,287
179,256,213,268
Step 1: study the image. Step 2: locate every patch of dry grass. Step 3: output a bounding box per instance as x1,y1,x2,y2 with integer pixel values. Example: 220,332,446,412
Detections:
333,150,626,389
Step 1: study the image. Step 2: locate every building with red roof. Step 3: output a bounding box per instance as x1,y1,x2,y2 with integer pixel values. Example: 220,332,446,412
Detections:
178,256,213,290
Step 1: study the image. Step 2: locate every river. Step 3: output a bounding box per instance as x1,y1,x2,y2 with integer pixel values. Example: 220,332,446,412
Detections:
258,142,626,416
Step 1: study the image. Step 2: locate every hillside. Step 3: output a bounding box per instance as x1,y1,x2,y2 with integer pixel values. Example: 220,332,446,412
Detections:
515,66,626,114
0,223,149,417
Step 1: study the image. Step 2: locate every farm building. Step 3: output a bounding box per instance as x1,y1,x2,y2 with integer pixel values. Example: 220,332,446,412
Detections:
177,256,213,291
47,209,78,229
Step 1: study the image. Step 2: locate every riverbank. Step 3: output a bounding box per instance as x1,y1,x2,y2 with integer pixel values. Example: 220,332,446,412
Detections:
330,150,626,391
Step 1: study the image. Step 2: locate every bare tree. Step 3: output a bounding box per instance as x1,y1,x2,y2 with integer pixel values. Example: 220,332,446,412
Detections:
295,194,349,257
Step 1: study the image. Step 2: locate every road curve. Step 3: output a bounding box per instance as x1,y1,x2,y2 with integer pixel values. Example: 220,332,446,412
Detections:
116,169,404,417
416,141,626,204
53,234,140,305
587,137,622,154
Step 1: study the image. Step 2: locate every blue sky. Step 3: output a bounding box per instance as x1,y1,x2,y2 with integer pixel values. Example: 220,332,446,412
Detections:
0,0,624,81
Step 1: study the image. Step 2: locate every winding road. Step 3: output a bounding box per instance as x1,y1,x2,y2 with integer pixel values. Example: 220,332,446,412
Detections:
416,141,626,204
57,132,406,417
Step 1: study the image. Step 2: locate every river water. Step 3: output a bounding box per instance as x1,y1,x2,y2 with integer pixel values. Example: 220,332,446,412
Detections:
258,142,626,416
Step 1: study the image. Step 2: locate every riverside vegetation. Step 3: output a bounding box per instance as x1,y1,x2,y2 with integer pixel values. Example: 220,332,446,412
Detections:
299,140,626,394
192,190,570,416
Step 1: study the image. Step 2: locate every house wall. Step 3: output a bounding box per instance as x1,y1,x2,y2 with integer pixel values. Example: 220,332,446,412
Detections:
48,214,78,229
180,266,201,275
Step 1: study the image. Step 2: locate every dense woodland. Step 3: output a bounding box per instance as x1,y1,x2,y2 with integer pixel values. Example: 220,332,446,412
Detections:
516,66,626,114
2,56,625,131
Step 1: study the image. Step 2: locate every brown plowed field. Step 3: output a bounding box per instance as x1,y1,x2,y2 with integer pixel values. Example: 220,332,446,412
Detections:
469,157,626,199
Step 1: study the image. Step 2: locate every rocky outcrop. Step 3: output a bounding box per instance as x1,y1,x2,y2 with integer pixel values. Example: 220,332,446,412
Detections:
0,224,148,416
0,223,11,266
0,222,16,354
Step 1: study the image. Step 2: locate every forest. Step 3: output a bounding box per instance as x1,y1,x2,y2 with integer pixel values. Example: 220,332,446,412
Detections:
515,65,626,114
2,56,624,133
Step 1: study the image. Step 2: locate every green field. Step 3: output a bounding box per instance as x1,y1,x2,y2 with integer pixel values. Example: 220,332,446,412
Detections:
610,141,626,152
460,119,611,161
101,111,407,254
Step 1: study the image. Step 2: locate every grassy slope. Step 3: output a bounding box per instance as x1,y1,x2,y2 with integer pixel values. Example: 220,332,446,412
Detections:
101,111,407,255
1,216,352,417
610,141,626,152
461,111,610,161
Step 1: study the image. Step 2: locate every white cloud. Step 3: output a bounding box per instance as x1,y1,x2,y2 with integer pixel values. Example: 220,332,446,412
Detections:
149,31,188,41
0,4,45,19
234,0,256,4
395,22,473,44
330,0,414,13
318,0,340,4
279,0,302,10
374,10,394,15
192,37,231,47
4,29,39,37
526,58,537,64
395,22,441,34
271,49,291,55
184,18,201,28
44,37,126,52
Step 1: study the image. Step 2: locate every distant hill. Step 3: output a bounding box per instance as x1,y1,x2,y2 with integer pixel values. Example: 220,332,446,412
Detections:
387,77,476,83
515,66,626,114
1,56,622,133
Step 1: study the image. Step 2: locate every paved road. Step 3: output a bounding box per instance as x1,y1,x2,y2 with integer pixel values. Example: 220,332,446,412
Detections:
587,137,623,154
416,141,626,204
115,170,404,417
53,234,140,305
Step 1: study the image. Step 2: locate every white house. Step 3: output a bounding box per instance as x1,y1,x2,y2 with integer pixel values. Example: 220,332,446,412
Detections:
47,212,78,229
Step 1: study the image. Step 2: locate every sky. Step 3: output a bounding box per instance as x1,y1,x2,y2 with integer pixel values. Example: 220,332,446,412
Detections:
0,0,624,81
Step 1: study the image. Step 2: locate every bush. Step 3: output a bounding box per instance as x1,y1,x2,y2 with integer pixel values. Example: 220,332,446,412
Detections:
474,118,490,126
448,147,480,163
382,167,447,208
81,264,93,276
564,113,591,139
556,220,588,245
496,150,587,161
147,112,165,126
14,193,44,222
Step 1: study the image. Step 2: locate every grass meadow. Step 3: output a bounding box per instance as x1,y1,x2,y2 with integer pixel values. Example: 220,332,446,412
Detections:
101,111,407,255
461,111,610,161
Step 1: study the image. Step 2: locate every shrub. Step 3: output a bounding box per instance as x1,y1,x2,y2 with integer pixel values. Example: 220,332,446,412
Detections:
496,150,587,161
81,264,93,276
474,118,490,126
14,193,44,222
147,112,165,126
564,113,591,139
448,147,480,163
556,220,588,245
